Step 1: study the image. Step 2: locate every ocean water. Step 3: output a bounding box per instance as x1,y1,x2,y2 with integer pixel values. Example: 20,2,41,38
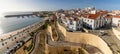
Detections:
0,16,43,35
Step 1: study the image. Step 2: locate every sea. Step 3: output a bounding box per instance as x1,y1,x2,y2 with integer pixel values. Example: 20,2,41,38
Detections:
0,12,43,35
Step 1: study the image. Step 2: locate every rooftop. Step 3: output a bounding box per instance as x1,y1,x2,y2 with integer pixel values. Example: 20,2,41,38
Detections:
105,15,113,18
83,14,101,20
114,16,120,18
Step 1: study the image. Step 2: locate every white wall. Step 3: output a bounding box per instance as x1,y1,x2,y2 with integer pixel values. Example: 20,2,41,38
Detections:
82,17,94,29
112,18,120,27
90,10,96,14
73,21,77,31
105,18,112,24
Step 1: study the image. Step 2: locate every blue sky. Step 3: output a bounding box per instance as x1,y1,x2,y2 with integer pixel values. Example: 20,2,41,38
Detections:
0,0,120,13
22,0,120,11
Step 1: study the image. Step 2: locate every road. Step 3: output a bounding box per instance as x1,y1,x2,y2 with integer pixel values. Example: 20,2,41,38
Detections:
30,32,41,54
0,21,43,54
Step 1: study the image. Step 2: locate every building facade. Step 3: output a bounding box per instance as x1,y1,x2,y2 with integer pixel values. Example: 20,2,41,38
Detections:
82,14,106,30
112,16,120,27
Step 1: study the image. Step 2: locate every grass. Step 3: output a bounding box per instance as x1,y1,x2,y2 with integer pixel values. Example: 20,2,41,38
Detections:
39,20,50,30
29,32,35,37
23,43,33,51
26,44,33,51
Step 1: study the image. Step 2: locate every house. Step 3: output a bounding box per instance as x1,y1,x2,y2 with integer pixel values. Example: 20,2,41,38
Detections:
66,17,82,31
104,15,112,25
82,14,106,30
112,16,120,27
59,14,82,31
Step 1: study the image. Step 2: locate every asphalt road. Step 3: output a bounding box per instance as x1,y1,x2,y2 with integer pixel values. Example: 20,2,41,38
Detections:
30,32,41,54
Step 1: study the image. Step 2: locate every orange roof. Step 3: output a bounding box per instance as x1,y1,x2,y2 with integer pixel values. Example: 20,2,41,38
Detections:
114,16,120,18
83,14,101,19
74,18,79,21
105,15,112,18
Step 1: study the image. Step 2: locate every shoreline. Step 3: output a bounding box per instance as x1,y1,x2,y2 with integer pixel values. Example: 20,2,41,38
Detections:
0,18,44,42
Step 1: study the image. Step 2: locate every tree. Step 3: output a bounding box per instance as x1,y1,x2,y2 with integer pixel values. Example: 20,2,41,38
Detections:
29,32,34,37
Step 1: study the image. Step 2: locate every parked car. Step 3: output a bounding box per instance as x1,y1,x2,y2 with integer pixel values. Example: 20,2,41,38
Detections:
99,30,108,36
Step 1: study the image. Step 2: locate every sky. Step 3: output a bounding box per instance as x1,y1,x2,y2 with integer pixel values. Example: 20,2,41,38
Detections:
0,0,120,16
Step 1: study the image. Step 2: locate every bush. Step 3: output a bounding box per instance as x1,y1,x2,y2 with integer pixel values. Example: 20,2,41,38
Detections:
26,44,33,51
29,32,34,37
40,20,49,30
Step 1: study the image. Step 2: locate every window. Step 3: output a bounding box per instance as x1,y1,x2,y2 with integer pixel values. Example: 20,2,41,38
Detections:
84,19,86,21
91,20,92,22
70,20,73,25
2,43,4,46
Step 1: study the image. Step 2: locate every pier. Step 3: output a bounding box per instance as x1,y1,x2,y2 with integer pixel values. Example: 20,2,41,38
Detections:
4,14,36,18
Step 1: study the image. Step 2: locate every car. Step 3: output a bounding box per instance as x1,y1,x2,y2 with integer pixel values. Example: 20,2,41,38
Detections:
99,32,108,36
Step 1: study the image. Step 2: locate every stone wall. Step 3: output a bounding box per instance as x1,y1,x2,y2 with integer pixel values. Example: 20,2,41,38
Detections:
56,22,66,37
47,25,54,41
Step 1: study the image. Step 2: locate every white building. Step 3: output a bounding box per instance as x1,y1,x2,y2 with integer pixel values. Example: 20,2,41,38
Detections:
90,10,97,14
85,7,95,11
112,16,120,27
82,14,106,30
112,10,120,15
104,15,112,25
60,15,82,31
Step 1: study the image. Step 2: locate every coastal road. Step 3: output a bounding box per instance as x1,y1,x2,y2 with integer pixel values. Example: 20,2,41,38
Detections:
0,21,43,54
30,32,41,54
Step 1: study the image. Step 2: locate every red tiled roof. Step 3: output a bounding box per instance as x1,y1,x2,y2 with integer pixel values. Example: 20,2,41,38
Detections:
73,18,78,21
105,15,112,18
114,16,120,18
83,14,101,19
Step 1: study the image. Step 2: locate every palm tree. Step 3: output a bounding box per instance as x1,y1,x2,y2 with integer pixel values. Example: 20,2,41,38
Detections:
14,37,17,39
7,47,9,49
1,39,3,41
5,42,7,44
2,43,4,46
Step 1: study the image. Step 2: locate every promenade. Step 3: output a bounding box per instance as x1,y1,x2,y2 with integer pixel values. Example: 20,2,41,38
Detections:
0,20,43,54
